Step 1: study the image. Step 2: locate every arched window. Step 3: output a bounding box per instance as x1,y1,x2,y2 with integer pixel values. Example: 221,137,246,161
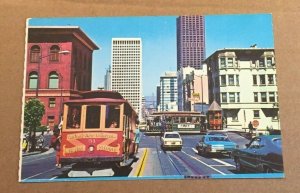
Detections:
49,72,59,89
30,45,40,63
49,45,60,61
28,72,38,89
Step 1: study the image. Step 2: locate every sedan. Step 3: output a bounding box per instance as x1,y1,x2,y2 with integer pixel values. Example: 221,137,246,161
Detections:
196,135,237,156
232,135,283,173
161,132,182,151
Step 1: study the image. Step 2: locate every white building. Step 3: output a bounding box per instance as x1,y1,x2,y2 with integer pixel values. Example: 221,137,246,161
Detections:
111,38,142,118
204,48,280,130
177,65,209,112
104,66,111,90
159,72,178,112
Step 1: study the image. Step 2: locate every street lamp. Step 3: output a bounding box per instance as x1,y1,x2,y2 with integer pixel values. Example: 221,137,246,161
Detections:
35,50,70,98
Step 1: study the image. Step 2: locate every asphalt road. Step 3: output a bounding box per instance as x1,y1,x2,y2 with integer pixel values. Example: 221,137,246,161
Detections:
20,132,249,181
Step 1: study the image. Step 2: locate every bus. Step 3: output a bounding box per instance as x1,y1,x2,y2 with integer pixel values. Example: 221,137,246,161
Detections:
59,90,138,172
147,111,206,133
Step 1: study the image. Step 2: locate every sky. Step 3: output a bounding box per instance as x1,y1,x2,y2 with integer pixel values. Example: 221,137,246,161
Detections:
29,14,274,97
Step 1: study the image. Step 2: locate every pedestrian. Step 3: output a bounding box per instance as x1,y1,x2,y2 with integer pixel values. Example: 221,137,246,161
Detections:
134,126,141,153
248,121,254,134
51,130,61,168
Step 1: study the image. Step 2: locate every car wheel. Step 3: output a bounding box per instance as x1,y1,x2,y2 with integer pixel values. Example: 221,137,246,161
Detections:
235,158,244,173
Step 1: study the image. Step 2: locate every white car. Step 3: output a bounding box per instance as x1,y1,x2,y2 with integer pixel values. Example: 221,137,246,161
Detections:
161,132,182,150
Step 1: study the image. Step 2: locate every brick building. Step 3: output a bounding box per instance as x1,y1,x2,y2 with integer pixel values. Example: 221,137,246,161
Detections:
25,26,99,128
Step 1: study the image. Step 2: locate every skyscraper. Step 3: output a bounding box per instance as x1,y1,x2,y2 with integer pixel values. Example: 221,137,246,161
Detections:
111,38,142,119
104,66,111,90
177,15,205,70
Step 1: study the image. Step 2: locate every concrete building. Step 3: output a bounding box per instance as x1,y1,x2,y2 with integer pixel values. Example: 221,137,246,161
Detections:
111,38,142,118
156,85,160,110
177,15,205,70
104,66,111,90
158,72,178,112
25,26,99,128
204,48,280,130
177,65,209,112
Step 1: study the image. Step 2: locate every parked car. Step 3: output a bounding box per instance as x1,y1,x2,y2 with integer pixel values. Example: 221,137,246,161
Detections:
232,135,283,173
161,132,182,151
196,134,237,156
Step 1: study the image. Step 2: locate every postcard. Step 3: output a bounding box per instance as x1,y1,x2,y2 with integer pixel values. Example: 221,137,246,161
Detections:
19,14,284,182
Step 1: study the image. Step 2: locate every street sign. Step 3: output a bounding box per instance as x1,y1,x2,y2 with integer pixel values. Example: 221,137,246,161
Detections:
252,120,259,127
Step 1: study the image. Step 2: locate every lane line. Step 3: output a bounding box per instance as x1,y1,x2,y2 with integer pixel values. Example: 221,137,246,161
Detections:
212,158,235,167
181,150,226,175
192,147,234,167
139,148,149,176
22,168,57,180
134,148,148,177
192,148,198,154
50,176,58,180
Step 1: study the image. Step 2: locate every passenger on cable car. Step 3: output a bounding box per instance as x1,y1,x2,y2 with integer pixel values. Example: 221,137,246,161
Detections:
109,120,118,128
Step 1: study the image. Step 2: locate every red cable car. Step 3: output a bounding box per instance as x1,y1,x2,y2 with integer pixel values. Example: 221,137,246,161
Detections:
59,90,138,171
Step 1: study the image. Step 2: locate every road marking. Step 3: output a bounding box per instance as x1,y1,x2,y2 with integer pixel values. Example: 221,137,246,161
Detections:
23,155,54,164
181,150,226,175
50,176,58,180
192,148,198,154
23,168,57,180
134,148,148,177
212,159,235,167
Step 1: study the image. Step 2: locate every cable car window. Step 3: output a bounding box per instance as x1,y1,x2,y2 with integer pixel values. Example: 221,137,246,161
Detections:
105,105,120,128
67,106,81,129
85,106,101,129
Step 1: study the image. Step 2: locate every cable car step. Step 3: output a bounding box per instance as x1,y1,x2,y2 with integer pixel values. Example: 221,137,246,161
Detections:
120,158,134,167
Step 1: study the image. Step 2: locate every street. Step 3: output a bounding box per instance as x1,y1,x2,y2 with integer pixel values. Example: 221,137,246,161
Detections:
20,132,249,181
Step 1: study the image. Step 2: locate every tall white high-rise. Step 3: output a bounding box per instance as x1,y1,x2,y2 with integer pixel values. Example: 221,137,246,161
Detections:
111,38,142,119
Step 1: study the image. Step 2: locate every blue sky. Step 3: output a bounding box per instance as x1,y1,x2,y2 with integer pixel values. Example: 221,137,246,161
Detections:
29,14,274,96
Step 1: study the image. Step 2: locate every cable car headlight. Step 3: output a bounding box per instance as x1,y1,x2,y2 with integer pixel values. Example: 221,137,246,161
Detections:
88,145,95,153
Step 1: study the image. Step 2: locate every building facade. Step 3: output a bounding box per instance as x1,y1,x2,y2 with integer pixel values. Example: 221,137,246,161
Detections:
104,66,112,90
205,48,280,130
177,15,205,71
177,65,209,112
25,26,99,128
111,38,142,119
158,72,178,112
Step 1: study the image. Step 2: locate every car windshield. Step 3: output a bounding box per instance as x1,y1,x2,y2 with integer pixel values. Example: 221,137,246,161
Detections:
208,137,230,141
165,134,180,138
272,138,282,147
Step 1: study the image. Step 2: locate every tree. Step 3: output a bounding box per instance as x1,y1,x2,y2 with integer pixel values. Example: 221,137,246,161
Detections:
24,98,45,152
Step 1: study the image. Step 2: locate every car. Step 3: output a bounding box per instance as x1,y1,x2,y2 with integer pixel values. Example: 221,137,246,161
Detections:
138,122,148,131
232,135,283,173
161,132,182,150
196,134,237,156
